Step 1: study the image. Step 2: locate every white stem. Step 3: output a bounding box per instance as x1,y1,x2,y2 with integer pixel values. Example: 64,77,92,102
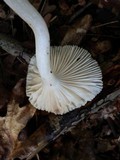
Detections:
4,0,52,80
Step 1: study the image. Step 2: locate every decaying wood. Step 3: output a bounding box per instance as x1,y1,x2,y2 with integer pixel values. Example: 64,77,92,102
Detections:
12,88,120,159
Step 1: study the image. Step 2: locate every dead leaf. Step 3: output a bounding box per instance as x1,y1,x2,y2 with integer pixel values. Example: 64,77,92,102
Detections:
0,79,36,159
61,14,92,45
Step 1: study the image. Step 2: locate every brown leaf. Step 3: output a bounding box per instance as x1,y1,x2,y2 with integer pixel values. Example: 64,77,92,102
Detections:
90,40,112,56
0,79,36,159
61,14,92,45
0,4,6,19
78,0,86,6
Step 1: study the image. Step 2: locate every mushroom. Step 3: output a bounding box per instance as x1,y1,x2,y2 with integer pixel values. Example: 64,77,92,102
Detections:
4,0,103,114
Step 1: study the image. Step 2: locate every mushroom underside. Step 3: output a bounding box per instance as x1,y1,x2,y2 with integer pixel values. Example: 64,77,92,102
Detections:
26,45,103,115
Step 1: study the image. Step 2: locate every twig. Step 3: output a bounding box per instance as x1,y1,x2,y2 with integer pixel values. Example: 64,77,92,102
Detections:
68,2,93,24
91,20,119,30
0,33,32,63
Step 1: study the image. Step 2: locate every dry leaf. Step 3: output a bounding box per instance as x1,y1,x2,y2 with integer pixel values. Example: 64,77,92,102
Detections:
0,79,36,159
0,4,6,19
61,14,92,45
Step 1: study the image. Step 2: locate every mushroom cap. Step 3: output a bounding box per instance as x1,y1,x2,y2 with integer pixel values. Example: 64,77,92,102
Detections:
26,45,103,114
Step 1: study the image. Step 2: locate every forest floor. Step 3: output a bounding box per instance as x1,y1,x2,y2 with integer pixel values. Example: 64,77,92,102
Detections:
0,0,120,160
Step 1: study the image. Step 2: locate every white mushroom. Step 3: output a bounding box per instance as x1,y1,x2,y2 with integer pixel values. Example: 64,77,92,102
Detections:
4,0,103,114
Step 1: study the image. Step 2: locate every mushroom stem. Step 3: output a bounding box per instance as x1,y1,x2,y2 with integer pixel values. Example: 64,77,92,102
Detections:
4,0,51,80
4,0,103,115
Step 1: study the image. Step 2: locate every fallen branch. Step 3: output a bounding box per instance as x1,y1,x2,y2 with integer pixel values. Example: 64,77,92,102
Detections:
0,33,32,63
12,88,120,159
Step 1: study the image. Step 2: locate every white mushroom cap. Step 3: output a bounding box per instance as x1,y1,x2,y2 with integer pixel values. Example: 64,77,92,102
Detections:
4,0,102,115
26,45,103,115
